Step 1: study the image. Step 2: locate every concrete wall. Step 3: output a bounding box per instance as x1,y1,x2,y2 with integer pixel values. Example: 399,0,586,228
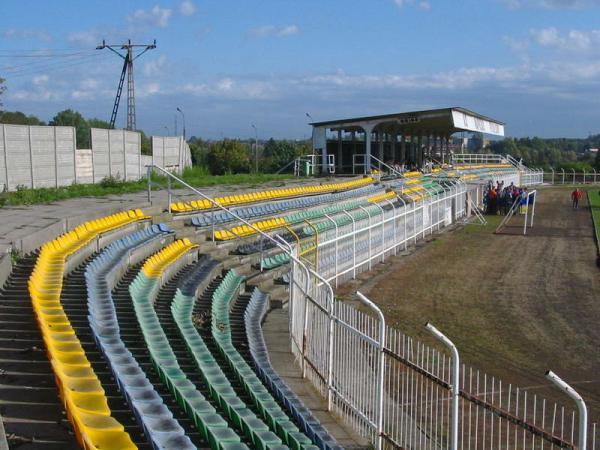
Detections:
0,124,190,191
90,128,142,182
151,136,192,173
0,124,76,191
75,149,94,184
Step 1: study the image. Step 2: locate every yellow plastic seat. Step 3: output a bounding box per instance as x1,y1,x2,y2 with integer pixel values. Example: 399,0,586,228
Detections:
82,428,137,450
53,350,91,367
65,390,111,415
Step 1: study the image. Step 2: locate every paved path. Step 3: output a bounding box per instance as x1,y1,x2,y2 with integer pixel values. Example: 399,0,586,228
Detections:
263,307,369,449
0,177,328,253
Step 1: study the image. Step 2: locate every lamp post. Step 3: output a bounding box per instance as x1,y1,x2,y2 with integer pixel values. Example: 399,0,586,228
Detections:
176,107,186,140
164,126,170,135
251,124,258,173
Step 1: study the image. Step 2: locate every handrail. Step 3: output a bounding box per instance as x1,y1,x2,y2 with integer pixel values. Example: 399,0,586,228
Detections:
146,165,312,275
370,155,404,178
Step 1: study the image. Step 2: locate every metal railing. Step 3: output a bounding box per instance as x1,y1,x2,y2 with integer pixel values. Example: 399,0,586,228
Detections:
452,154,506,165
544,169,599,185
280,177,597,449
145,165,597,450
370,155,405,178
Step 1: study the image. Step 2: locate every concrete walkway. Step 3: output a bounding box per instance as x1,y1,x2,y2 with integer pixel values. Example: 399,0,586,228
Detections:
263,307,369,449
0,177,346,284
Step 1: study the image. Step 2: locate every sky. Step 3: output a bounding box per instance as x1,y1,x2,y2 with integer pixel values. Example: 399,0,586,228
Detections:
2,0,600,139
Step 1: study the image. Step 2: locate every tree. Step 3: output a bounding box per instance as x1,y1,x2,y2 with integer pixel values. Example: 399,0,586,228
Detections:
206,139,249,175
50,109,90,149
261,138,309,173
188,136,210,166
87,118,111,129
0,110,45,125
139,131,152,155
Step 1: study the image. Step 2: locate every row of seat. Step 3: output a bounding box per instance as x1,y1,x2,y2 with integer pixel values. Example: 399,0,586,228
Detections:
170,177,375,213
87,225,204,450
260,203,392,270
170,263,290,449
191,185,381,228
129,239,247,450
211,271,317,450
28,210,148,449
213,190,396,241
244,288,342,450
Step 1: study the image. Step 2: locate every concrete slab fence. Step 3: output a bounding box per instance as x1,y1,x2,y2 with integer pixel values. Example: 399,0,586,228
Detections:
0,123,191,191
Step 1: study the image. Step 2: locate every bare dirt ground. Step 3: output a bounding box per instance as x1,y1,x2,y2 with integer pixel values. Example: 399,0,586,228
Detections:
337,186,600,423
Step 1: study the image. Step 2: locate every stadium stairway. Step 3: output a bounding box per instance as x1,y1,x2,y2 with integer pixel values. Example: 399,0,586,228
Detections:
0,253,80,449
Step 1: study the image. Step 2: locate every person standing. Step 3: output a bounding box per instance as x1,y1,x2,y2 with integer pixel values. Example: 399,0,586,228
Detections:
571,188,582,209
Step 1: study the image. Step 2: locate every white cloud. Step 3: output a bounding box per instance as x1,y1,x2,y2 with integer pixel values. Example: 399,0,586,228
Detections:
80,78,99,90
393,0,432,10
129,5,172,28
248,24,300,38
180,0,197,16
68,30,101,47
503,0,600,9
527,27,600,52
32,74,49,86
10,85,59,102
143,55,167,77
1,29,52,42
137,82,161,97
181,77,279,100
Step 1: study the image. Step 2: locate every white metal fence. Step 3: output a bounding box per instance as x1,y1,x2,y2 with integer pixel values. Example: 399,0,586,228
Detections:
284,180,598,450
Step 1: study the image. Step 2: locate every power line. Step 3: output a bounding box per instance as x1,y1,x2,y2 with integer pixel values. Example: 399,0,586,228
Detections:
0,51,96,58
1,52,101,74
1,53,106,78
96,39,156,130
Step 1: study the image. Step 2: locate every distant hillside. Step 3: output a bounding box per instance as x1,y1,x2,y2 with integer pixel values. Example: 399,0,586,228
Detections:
489,135,600,171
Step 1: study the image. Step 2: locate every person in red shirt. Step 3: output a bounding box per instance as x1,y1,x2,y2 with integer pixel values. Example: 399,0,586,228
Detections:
571,188,583,209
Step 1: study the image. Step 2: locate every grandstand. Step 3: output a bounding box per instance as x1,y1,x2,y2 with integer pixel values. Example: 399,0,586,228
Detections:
307,107,505,175
0,154,596,450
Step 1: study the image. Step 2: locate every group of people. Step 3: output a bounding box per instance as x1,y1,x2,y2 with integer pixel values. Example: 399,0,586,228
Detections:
483,181,531,215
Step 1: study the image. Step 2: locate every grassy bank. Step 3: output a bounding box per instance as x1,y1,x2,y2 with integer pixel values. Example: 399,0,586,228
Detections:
588,188,600,252
0,166,295,208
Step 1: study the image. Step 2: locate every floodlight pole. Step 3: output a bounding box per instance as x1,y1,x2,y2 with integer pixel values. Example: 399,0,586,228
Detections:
177,107,186,140
251,124,258,173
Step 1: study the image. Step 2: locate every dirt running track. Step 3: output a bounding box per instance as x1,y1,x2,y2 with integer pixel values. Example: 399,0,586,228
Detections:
337,186,600,422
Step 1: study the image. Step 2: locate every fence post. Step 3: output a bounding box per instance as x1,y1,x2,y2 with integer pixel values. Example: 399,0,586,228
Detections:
146,165,152,203
358,205,373,270
584,170,587,184
426,323,460,450
594,168,597,184
562,169,565,184
357,291,386,450
572,169,576,184
546,370,588,450
551,168,555,185
167,176,172,214
530,191,536,228
324,213,338,286
372,202,386,262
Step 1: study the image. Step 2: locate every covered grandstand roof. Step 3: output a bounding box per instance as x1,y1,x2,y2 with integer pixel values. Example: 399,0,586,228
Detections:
310,107,505,137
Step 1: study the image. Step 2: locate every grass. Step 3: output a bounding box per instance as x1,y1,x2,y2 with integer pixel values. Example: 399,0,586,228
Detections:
587,188,600,253
0,166,297,208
